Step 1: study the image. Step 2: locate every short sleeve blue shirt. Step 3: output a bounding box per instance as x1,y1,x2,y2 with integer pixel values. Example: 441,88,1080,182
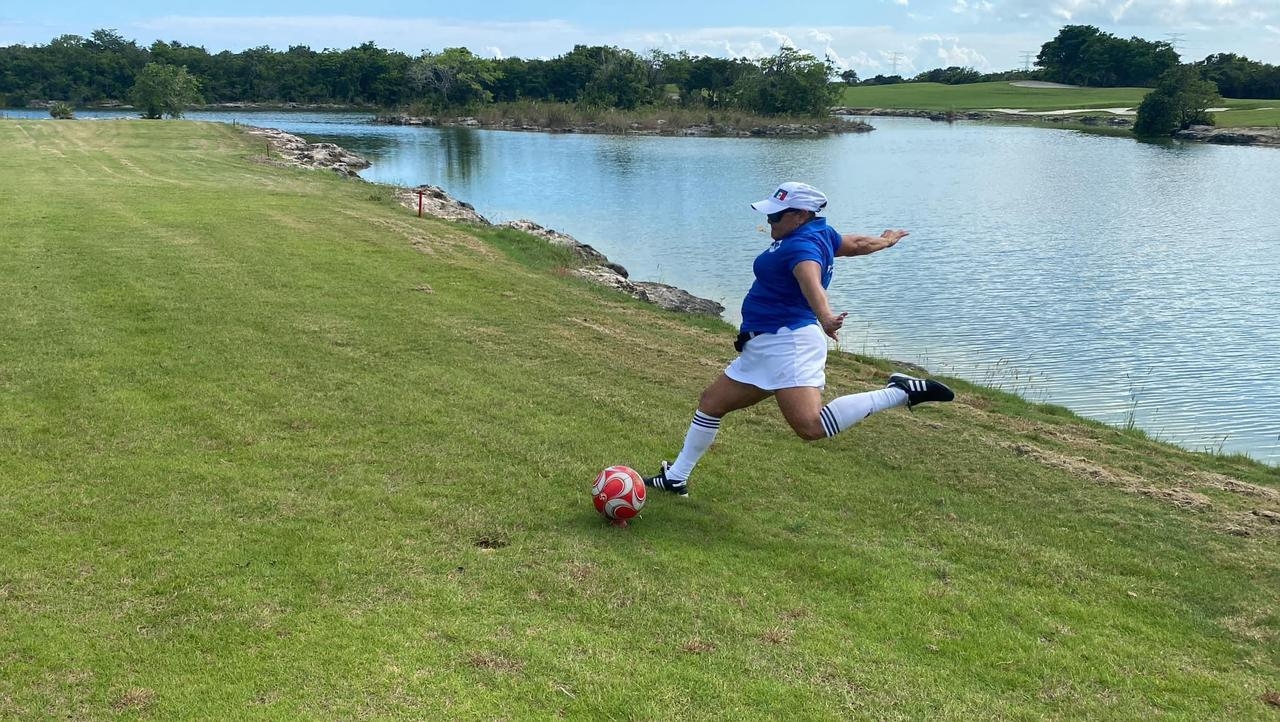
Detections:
739,217,841,334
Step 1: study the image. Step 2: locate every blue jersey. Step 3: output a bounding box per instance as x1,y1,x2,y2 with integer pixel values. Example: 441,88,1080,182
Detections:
739,217,841,334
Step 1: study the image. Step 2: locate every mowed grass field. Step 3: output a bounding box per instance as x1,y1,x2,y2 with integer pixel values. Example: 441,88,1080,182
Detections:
840,81,1280,127
2,120,1279,720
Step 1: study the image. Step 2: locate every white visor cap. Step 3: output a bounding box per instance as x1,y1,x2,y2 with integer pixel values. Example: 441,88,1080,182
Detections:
750,181,828,215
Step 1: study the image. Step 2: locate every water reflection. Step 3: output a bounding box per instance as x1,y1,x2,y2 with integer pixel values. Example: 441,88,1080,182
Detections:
438,126,482,183
598,140,639,174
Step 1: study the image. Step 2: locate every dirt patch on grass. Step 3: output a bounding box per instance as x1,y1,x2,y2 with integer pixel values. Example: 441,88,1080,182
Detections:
565,561,597,583
468,652,525,674
1003,442,1212,510
759,627,794,645
681,638,717,654
1193,472,1280,502
1004,440,1280,538
111,688,156,713
1219,607,1278,643
473,534,508,550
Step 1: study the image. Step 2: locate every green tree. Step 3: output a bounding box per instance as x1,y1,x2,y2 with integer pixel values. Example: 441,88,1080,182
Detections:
733,48,836,116
1197,53,1280,99
685,56,752,107
1037,25,1178,87
861,74,904,86
839,69,860,85
581,48,652,109
543,45,607,103
1037,25,1102,85
649,50,694,95
913,66,982,84
408,47,499,109
130,62,201,118
1133,65,1221,137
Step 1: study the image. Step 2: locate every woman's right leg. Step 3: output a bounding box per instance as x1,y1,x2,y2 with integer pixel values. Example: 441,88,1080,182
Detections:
648,374,771,495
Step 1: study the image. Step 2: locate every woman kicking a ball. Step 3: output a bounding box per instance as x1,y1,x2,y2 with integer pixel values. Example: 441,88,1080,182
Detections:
645,181,954,497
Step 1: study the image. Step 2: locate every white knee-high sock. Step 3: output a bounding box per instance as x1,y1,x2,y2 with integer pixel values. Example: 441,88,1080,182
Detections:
667,411,721,481
819,388,908,437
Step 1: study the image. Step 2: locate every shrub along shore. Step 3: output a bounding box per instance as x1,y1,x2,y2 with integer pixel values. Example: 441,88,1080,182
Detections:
374,101,874,137
2,119,1278,719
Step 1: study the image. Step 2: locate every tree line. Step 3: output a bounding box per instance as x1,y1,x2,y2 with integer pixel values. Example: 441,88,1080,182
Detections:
847,26,1277,100
1035,25,1279,97
0,30,839,116
2,26,1276,118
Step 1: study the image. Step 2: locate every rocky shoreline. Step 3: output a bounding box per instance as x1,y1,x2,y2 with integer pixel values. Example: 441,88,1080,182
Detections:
1173,125,1280,146
249,127,724,316
373,113,873,137
835,107,1280,146
244,127,372,176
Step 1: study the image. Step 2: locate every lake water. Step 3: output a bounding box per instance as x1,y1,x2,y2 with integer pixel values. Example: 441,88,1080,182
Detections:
9,109,1279,465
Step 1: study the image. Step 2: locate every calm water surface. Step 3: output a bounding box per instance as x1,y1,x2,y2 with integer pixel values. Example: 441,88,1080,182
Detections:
11,109,1279,464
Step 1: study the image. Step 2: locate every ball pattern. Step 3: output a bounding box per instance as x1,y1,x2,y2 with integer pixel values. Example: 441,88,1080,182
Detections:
592,465,646,520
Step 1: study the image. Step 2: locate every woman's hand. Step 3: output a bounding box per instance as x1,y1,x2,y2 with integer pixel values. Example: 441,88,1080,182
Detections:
821,311,848,341
880,229,909,247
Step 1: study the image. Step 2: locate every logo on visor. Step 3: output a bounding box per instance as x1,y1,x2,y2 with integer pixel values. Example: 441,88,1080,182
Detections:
773,189,789,201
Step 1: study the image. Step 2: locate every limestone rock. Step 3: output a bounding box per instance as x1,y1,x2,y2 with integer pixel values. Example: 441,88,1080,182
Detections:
394,185,490,224
498,220,627,276
570,268,724,316
497,222,722,315
244,127,371,176
1174,125,1280,146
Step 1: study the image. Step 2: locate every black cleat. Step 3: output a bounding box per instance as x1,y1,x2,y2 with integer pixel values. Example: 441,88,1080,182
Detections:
643,461,689,497
887,373,955,408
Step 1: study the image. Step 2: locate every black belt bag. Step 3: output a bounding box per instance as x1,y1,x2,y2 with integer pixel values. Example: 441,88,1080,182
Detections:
734,331,761,352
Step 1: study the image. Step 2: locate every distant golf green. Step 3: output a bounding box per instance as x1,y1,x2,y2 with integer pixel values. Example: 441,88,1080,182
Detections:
841,81,1280,127
2,120,1278,720
842,81,1149,111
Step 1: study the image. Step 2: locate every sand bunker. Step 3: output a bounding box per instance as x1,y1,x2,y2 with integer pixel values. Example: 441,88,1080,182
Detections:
1009,81,1083,89
984,106,1231,117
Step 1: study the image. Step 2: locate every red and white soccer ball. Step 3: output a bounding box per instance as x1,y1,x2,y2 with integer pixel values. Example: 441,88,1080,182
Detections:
592,465,646,522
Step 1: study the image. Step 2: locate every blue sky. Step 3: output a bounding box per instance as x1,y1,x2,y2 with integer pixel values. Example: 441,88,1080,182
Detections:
3,1,1278,74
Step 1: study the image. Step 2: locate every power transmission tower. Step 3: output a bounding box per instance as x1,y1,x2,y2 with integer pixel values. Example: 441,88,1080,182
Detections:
1019,51,1035,72
1164,33,1186,54
888,51,903,76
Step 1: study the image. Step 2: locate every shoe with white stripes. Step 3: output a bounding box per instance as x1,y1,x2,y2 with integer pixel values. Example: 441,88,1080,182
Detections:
887,373,955,407
643,461,689,497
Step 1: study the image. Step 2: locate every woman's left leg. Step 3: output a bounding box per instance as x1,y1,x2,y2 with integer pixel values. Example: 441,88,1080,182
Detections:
775,385,909,441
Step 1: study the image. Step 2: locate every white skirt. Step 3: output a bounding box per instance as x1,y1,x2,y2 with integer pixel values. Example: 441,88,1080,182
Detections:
725,324,828,390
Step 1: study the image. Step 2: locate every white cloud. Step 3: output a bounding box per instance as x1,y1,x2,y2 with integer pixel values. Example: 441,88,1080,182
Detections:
133,15,579,56
995,0,1276,28
765,30,797,48
952,0,996,16
96,11,1277,71
917,33,989,68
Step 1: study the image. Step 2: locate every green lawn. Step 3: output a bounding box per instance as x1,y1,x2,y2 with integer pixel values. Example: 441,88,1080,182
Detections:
1,120,1278,720
840,81,1280,128
840,81,1151,111
1214,106,1280,128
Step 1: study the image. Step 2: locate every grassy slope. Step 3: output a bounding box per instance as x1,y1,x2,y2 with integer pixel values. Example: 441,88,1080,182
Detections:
840,81,1280,128
1,120,1278,720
